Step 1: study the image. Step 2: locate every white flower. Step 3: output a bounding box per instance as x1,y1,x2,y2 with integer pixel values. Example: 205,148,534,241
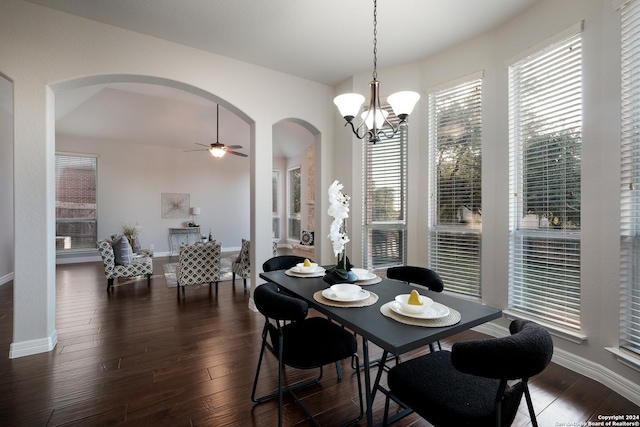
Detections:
327,180,350,257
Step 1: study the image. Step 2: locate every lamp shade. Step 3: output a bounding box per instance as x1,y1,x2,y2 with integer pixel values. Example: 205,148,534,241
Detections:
334,93,365,119
190,207,201,215
387,91,421,117
362,108,389,130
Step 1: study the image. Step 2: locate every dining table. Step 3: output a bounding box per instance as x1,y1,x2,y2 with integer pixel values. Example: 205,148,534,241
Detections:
259,267,502,427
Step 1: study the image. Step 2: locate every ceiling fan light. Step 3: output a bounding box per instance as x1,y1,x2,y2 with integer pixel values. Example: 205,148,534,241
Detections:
387,91,420,119
334,93,365,121
209,146,226,158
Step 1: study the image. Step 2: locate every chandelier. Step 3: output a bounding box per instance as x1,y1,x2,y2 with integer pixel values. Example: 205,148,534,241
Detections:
333,0,420,144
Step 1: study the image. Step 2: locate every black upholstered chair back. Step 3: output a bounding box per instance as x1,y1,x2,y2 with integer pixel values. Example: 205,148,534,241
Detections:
253,282,308,322
386,266,444,292
452,319,553,380
262,255,312,273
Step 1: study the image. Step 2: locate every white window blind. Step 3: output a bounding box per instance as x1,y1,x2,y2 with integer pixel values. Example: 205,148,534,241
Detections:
55,154,97,250
363,111,408,270
428,78,483,297
287,166,301,241
621,0,640,354
508,30,582,329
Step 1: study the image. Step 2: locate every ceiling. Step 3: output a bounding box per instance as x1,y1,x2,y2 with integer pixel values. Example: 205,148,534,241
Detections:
26,0,538,158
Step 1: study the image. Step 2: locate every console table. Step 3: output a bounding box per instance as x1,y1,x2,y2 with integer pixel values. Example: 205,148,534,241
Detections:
169,227,200,256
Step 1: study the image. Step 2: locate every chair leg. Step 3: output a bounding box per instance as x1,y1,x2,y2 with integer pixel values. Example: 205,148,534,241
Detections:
232,272,236,283
107,278,113,291
215,281,219,294
243,277,247,290
524,382,538,427
146,273,151,286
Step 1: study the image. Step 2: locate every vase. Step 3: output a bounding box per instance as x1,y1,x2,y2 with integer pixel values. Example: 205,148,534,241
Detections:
323,269,358,285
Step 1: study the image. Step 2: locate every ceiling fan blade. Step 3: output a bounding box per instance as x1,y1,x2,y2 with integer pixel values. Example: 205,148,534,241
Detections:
184,149,208,152
227,150,248,157
225,145,243,149
195,143,209,147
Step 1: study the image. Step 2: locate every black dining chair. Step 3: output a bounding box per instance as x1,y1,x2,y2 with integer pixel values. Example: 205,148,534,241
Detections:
386,265,445,352
262,255,310,272
251,282,363,427
383,319,553,427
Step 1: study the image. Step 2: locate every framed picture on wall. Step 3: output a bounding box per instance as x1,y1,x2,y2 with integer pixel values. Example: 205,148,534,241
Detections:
161,193,190,219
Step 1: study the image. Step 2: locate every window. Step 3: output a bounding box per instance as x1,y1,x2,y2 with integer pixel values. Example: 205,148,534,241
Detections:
508,27,582,329
287,166,301,241
272,170,280,239
428,76,483,298
363,110,408,270
55,153,97,250
621,0,640,354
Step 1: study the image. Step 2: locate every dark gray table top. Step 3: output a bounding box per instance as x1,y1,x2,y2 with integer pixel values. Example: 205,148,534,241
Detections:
259,269,502,354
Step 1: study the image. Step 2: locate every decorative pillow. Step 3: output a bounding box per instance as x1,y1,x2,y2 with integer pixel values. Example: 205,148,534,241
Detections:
300,230,314,246
113,235,133,266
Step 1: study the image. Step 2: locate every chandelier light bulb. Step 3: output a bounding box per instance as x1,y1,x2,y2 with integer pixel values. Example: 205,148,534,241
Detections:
387,91,421,119
334,93,366,121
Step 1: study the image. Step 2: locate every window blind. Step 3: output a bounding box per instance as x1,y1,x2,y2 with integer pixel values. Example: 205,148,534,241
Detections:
55,154,97,250
428,78,483,298
363,110,408,270
621,0,640,354
508,30,582,329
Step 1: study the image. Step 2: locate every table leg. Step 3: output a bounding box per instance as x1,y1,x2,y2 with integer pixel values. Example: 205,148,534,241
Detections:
362,338,374,427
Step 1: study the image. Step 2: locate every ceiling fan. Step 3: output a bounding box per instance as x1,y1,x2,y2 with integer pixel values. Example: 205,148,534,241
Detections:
185,104,248,158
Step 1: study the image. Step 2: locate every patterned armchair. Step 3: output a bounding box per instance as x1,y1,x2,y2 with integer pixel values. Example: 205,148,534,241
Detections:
231,239,250,290
176,241,222,299
97,239,153,291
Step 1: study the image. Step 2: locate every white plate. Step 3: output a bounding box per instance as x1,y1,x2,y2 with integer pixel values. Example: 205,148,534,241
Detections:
291,265,323,274
351,268,377,281
389,301,450,319
285,267,325,278
322,288,370,303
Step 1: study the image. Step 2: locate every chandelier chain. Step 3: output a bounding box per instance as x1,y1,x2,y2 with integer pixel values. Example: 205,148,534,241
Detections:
372,0,377,80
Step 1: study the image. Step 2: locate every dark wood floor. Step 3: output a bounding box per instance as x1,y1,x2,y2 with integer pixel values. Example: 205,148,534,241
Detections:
0,257,638,426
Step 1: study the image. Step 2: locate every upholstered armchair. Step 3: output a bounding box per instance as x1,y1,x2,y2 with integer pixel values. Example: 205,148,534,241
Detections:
176,241,222,299
231,239,250,290
97,239,153,291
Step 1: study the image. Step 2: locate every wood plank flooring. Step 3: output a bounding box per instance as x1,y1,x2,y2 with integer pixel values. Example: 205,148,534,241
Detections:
0,256,638,426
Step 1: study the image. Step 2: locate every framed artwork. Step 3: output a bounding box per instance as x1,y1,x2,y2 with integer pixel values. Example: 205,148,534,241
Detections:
161,193,190,219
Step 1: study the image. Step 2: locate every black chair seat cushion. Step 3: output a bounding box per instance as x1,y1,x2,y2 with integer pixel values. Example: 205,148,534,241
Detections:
268,317,357,369
387,350,524,427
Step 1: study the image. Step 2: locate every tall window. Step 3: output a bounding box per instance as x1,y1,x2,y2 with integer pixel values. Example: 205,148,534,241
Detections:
55,153,97,250
428,76,483,298
272,170,280,239
508,27,582,329
621,0,640,354
287,166,301,241
363,111,407,270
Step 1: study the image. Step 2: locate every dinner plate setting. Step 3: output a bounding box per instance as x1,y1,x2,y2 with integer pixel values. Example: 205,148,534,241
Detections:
350,268,383,285
313,289,379,308
285,266,326,278
380,299,461,327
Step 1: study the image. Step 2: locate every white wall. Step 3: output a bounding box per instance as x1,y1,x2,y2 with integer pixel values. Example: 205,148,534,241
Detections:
56,134,250,255
0,76,14,284
1,0,335,358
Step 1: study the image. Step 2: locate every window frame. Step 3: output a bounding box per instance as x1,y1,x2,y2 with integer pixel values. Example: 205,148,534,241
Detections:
286,165,301,242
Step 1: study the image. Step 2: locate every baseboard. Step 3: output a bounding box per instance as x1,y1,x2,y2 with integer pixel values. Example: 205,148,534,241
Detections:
9,331,58,359
474,322,640,407
0,272,14,286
